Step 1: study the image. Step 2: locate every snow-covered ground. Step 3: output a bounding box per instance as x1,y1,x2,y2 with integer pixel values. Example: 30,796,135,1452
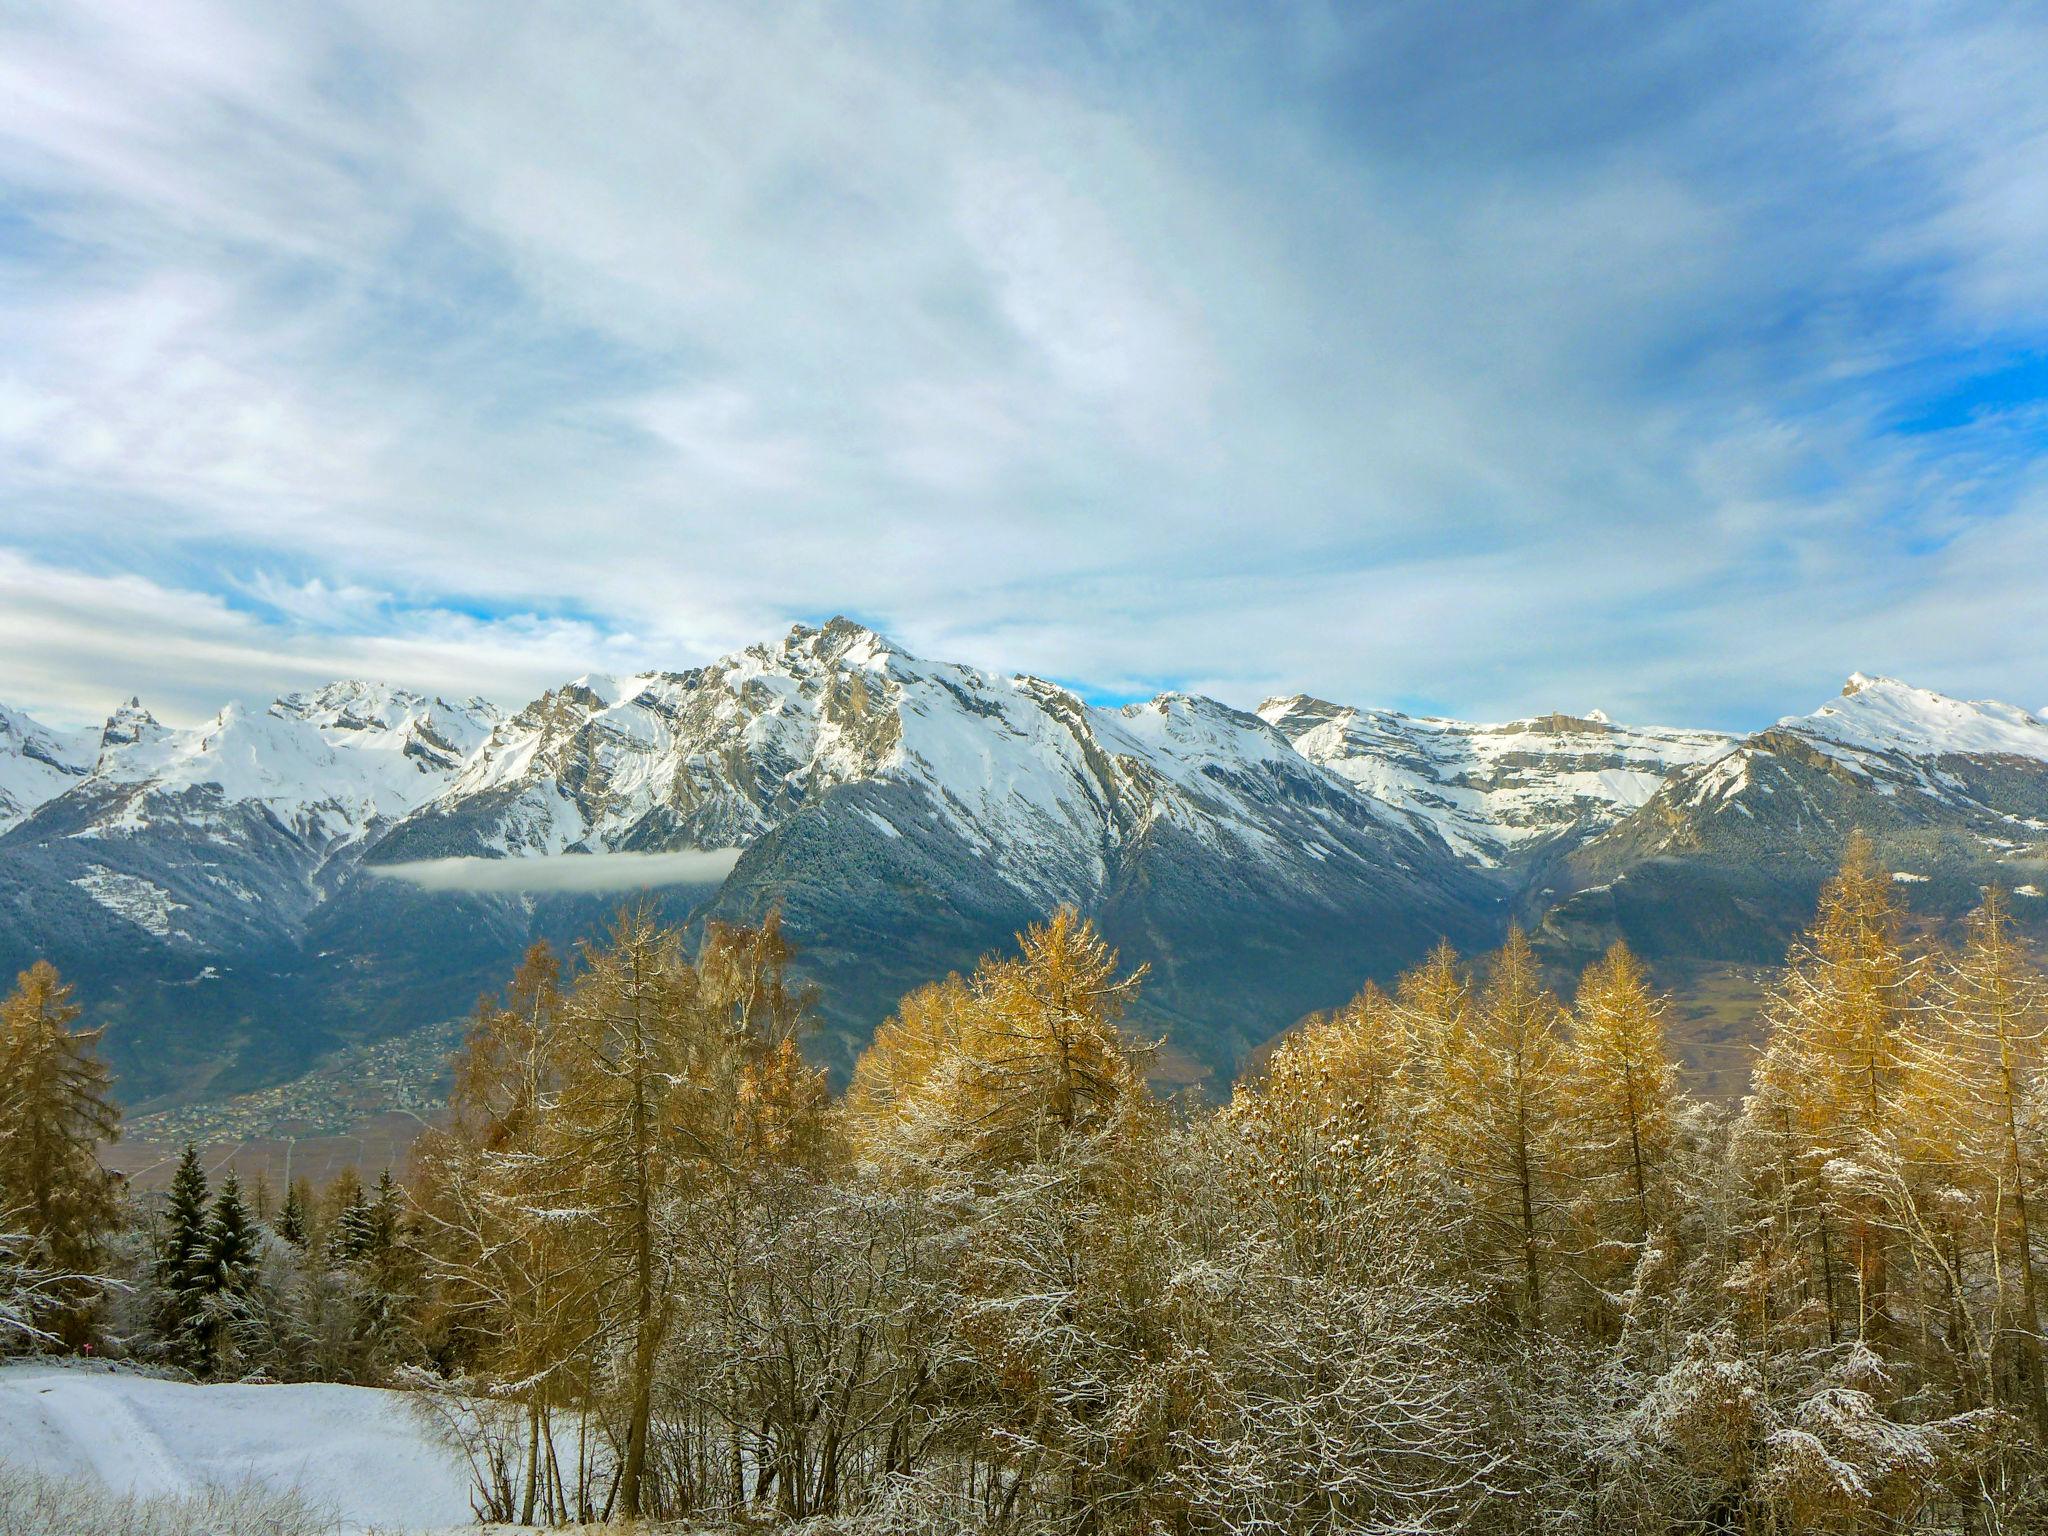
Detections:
0,1359,476,1533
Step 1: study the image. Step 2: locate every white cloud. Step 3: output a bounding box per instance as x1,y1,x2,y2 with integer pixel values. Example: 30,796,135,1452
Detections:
0,1,2043,733
0,553,656,728
368,849,742,894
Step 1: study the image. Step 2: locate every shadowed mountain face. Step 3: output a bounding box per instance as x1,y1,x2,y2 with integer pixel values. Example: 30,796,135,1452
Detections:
1537,675,2048,969
3,631,2044,1107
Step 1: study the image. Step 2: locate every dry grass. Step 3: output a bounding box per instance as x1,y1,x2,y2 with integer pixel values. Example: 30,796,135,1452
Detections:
0,1460,334,1536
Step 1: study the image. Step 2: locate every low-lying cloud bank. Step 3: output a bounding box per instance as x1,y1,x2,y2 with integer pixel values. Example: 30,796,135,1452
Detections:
367,849,744,894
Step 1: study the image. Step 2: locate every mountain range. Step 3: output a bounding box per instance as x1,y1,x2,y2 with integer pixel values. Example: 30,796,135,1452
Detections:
3,619,2044,1109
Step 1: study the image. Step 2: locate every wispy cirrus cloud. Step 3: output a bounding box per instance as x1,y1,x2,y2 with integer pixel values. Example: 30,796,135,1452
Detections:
0,0,2044,733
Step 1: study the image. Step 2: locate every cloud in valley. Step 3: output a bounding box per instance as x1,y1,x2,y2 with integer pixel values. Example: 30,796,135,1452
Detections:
367,849,744,896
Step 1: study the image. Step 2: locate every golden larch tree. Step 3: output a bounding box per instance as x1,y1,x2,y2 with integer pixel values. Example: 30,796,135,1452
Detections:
1564,942,1682,1299
0,960,120,1344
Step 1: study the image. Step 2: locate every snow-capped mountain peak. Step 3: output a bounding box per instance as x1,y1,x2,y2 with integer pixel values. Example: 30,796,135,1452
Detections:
0,703,95,832
1796,675,2048,763
1576,673,2048,872
273,681,499,774
381,623,1447,911
55,684,502,858
98,697,168,760
1257,694,1733,866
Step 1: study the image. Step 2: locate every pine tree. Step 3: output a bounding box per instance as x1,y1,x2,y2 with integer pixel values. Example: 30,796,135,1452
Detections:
275,1180,309,1248
208,1172,261,1289
326,1169,372,1266
367,1170,400,1258
155,1145,214,1373
0,960,120,1343
202,1172,262,1373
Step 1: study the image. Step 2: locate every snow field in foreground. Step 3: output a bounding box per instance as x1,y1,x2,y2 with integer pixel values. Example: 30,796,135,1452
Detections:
0,1360,475,1533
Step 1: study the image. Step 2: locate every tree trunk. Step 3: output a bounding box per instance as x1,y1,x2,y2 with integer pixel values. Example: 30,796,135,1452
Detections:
620,968,657,1521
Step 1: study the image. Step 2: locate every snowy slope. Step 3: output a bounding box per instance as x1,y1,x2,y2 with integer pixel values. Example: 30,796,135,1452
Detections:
369,620,1494,1078
0,702,93,832
0,1360,473,1534
1260,696,1732,866
11,634,2048,1106
1630,674,2048,839
379,620,1425,905
1548,675,2048,970
1794,673,2048,766
0,685,499,958
85,684,499,852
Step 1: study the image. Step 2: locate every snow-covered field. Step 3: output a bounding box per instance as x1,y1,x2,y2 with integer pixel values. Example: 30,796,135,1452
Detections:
0,1360,476,1533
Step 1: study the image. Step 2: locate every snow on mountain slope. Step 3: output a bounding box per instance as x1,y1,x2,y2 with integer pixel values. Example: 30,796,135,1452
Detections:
0,1360,472,1534
1546,675,2048,971
1259,695,1733,866
0,685,500,955
379,619,1423,906
0,702,93,832
1643,674,2048,830
82,684,499,850
1796,674,2048,764
18,635,2047,1106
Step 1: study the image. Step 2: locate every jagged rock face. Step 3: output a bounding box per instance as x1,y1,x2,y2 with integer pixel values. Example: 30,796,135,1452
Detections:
4,639,2045,1104
0,686,501,1013
376,620,1499,1076
0,702,94,831
1259,695,1732,867
1544,676,2048,966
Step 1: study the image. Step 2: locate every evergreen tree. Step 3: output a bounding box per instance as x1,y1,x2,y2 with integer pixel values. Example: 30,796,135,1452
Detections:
367,1170,400,1259
201,1172,262,1374
0,961,120,1343
326,1169,373,1266
154,1145,213,1373
207,1173,261,1291
275,1180,309,1248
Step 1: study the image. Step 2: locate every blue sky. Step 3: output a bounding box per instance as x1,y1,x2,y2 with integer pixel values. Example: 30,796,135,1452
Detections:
1,0,2045,731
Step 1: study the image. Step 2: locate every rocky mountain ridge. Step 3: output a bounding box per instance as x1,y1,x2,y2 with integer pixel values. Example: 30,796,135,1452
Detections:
3,627,2044,1104
1541,673,2048,966
1257,694,1734,866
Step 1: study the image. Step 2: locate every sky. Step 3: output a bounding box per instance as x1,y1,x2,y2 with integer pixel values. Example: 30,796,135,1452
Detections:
2,0,2046,732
